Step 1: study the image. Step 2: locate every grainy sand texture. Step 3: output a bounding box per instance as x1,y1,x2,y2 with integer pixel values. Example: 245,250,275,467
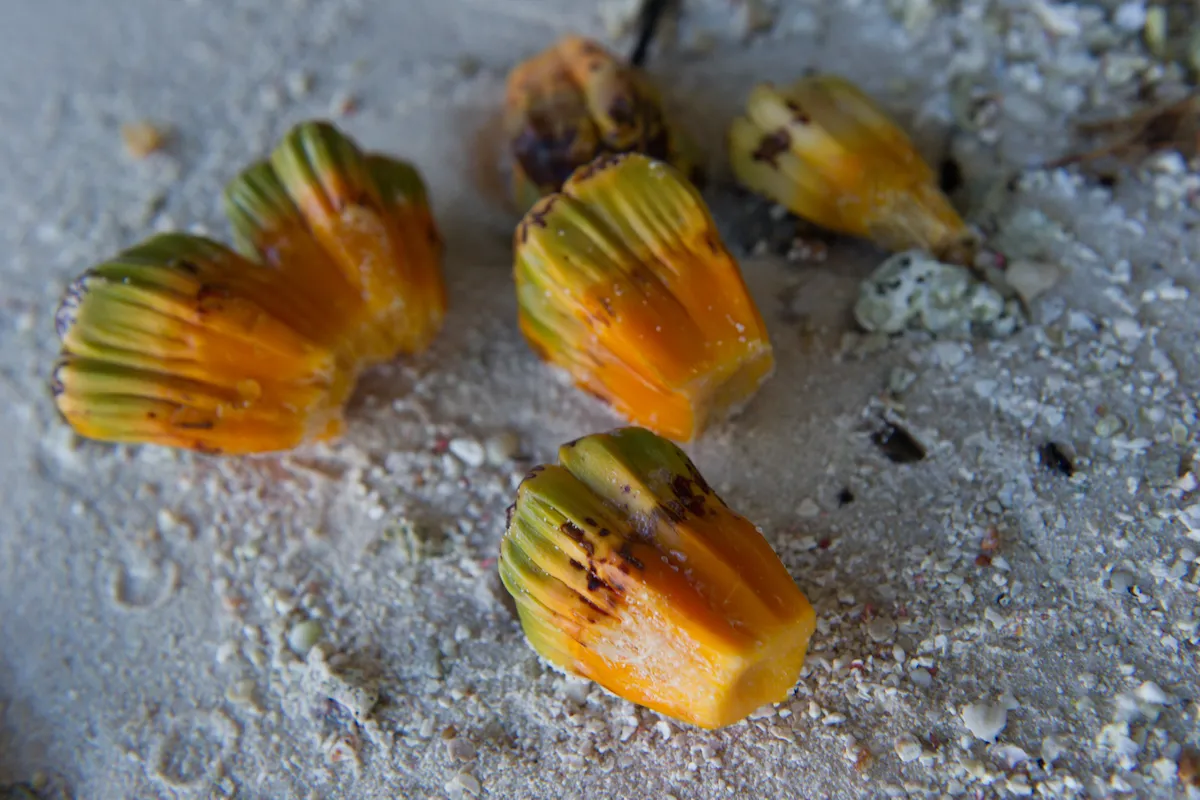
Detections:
2,0,1199,798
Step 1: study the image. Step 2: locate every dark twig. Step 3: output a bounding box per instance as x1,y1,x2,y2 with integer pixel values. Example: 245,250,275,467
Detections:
1043,93,1199,169
629,0,671,67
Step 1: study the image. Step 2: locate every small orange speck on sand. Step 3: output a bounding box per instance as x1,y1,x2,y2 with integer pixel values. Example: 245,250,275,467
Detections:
121,121,169,159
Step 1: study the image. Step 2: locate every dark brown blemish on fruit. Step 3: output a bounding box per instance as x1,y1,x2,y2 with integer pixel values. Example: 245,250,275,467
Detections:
670,474,707,517
660,501,686,523
784,99,809,123
578,594,612,618
752,129,791,168
524,194,557,230
608,94,636,127
617,542,644,571
682,458,714,495
513,114,581,196
586,565,614,594
560,520,594,556
175,419,215,431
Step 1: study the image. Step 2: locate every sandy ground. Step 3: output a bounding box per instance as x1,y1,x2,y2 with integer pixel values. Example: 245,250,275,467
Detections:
2,0,1200,798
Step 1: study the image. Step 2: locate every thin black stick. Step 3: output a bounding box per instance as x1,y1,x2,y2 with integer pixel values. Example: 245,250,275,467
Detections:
629,0,671,67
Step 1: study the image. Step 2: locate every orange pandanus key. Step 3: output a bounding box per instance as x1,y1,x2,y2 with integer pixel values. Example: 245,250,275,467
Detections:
499,427,816,729
513,153,774,442
52,122,446,454
225,121,446,362
730,75,976,264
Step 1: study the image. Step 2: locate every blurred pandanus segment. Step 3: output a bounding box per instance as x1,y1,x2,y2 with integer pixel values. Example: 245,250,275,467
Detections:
504,35,701,211
513,153,773,442
730,75,976,263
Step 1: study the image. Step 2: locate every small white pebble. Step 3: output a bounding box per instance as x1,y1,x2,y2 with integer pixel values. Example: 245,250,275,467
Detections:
1030,0,1081,35
287,620,324,656
748,704,777,720
962,701,1008,742
932,341,967,368
894,734,923,763
1112,317,1143,340
1041,734,1067,765
485,431,520,465
258,84,284,110
156,508,192,539
1110,570,1134,593
1150,757,1177,783
449,438,487,468
796,498,821,519
445,771,481,797
329,90,358,116
446,737,477,762
867,618,897,643
1005,774,1033,796
1114,1,1147,31
993,744,1030,769
215,641,239,665
285,70,312,98
910,668,933,688
1134,681,1171,706
973,379,998,398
